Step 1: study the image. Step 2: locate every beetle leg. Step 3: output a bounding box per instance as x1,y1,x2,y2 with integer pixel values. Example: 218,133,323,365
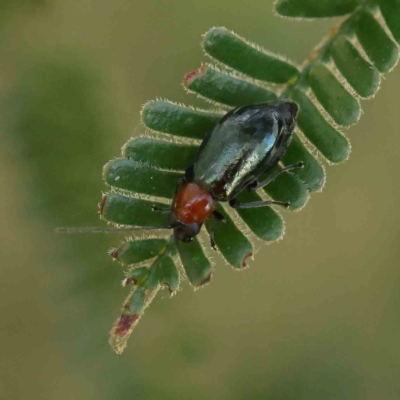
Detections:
184,166,195,182
251,162,304,191
213,210,226,223
209,230,218,251
151,204,171,213
229,198,290,209
247,181,258,191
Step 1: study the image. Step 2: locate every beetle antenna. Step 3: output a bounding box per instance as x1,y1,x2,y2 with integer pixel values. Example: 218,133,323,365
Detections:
55,224,177,234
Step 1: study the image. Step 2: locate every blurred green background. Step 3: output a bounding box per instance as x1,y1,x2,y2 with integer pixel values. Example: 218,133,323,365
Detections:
1,1,399,399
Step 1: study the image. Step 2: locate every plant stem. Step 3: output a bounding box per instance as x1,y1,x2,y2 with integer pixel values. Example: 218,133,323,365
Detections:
280,2,376,99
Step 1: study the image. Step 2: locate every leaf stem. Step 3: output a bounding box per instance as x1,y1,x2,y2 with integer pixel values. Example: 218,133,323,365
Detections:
280,2,376,99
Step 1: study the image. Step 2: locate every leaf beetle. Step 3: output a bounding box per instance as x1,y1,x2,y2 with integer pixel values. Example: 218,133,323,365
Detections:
151,100,303,249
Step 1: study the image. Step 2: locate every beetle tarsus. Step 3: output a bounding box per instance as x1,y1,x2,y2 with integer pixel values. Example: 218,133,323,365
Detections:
247,181,258,191
209,230,218,251
213,210,226,223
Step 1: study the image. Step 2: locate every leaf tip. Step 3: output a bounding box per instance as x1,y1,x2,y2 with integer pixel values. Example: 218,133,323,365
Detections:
110,246,120,260
183,65,207,87
122,277,137,287
200,271,212,286
242,252,253,269
99,194,107,215
109,313,140,354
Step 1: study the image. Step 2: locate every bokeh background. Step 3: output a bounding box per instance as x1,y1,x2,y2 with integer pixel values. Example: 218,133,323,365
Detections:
1,1,399,399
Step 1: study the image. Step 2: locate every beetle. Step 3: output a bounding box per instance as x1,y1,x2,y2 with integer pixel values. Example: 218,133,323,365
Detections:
151,100,303,249
58,101,302,247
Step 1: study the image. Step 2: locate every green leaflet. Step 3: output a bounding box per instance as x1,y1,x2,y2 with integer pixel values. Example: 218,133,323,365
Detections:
124,138,198,171
330,36,381,98
124,267,150,286
185,65,277,106
307,63,361,126
142,101,221,140
355,11,399,73
104,159,180,199
176,237,212,287
379,0,400,44
290,89,350,164
275,0,360,18
124,286,147,314
101,193,171,227
112,239,168,265
203,27,299,84
157,256,180,293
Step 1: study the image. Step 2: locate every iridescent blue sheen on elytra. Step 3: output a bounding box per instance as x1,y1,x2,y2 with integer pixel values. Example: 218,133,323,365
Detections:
191,101,298,201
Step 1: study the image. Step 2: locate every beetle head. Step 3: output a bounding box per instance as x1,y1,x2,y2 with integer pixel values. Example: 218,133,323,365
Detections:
173,222,201,243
